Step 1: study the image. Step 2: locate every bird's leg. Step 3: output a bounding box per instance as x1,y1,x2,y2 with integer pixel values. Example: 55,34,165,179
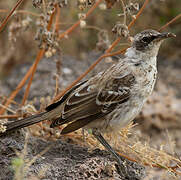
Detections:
92,129,127,175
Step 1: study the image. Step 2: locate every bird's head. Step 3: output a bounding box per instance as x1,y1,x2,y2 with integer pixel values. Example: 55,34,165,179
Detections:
132,29,176,57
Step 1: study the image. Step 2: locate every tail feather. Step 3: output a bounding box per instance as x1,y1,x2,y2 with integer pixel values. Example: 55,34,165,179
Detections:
0,112,48,136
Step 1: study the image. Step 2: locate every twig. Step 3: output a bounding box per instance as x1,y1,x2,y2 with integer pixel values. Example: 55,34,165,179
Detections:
159,13,181,32
58,0,103,39
0,115,20,119
21,8,56,106
83,25,102,31
53,5,61,96
107,47,128,56
0,0,25,33
21,49,45,106
0,9,40,17
42,0,47,15
46,8,56,30
0,9,8,13
0,64,35,115
128,0,150,29
15,10,40,17
0,96,20,105
120,0,126,25
0,104,16,114
54,4,60,33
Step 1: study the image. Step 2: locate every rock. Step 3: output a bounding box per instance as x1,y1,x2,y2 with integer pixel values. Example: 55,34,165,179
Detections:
0,130,145,179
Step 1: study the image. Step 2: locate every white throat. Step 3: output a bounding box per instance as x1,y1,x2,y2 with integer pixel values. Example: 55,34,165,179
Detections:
125,47,158,67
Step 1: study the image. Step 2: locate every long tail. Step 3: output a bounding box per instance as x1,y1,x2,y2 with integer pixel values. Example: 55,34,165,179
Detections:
0,111,49,136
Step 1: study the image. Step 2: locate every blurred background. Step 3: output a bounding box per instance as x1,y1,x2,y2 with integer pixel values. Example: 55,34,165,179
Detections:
0,0,180,76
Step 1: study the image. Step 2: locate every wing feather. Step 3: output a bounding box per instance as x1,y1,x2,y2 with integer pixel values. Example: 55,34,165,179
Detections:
50,72,135,133
46,81,87,111
61,112,106,134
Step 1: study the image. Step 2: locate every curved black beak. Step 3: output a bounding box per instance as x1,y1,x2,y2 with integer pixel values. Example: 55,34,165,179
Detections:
157,32,176,40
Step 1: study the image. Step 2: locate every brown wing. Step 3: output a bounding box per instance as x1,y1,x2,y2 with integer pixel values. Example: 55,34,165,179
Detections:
45,81,87,111
50,73,135,134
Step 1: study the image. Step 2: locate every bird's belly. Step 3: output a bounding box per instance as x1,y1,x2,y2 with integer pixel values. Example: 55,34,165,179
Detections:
86,97,144,133
106,98,144,132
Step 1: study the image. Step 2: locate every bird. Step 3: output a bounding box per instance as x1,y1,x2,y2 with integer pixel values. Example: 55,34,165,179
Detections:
0,29,175,166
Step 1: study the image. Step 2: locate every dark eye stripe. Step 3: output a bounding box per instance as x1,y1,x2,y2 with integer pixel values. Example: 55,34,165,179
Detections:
142,36,156,44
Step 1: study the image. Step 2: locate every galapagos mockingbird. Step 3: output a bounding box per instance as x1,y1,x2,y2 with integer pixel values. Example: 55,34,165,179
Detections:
0,29,175,166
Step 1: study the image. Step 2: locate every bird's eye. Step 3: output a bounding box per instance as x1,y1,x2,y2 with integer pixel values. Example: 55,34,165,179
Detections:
142,37,150,43
142,36,155,44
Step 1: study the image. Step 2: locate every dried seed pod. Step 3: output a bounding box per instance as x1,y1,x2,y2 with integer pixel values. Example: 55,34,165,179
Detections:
125,2,139,16
112,23,129,38
77,0,95,10
32,0,42,8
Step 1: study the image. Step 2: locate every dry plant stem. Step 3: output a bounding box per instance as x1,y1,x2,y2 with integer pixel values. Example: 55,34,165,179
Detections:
21,49,45,106
54,5,60,33
15,10,40,17
120,0,126,25
0,9,40,17
58,0,103,39
46,7,56,30
128,0,150,29
55,74,60,96
0,104,16,114
0,0,25,33
54,6,61,96
0,64,35,115
53,0,150,101
42,0,47,15
0,96,20,105
0,10,9,13
21,9,56,106
159,13,181,32
84,25,102,31
110,47,128,55
0,9,41,17
0,115,20,119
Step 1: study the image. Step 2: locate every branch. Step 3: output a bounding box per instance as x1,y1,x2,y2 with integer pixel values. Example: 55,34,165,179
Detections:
0,9,40,17
21,49,45,106
0,0,25,32
21,8,56,106
159,13,181,32
58,0,103,39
